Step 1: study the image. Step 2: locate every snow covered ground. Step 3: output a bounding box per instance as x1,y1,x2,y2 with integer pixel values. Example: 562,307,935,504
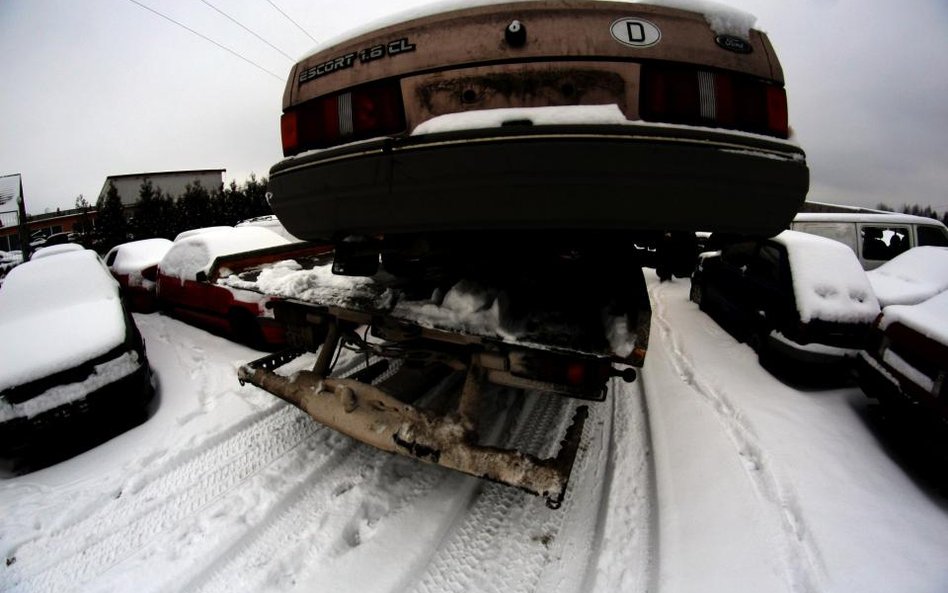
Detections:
2,271,947,593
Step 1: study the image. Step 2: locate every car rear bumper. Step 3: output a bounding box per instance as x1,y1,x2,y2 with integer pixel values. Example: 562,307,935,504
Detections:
0,361,153,456
269,124,808,241
765,330,859,367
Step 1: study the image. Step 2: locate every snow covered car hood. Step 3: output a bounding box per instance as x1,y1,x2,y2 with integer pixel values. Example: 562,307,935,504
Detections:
0,250,130,392
867,246,948,308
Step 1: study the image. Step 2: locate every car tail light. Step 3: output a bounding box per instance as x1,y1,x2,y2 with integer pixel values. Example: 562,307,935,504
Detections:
513,353,613,392
281,80,406,156
640,64,789,139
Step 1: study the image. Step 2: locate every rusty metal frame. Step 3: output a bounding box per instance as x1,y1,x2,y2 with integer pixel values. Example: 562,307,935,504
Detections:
237,321,588,508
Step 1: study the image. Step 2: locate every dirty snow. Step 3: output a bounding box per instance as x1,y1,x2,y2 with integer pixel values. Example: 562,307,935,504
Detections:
2,272,947,592
867,246,948,307
775,230,881,324
0,250,127,391
160,227,289,281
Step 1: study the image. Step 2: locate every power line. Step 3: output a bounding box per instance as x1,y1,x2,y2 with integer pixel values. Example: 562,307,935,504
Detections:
124,0,284,81
264,0,317,43
197,0,295,61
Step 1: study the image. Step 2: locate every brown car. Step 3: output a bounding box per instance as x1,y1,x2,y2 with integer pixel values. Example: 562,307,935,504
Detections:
269,1,808,245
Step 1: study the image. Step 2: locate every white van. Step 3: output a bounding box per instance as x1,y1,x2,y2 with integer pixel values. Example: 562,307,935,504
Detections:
791,212,948,269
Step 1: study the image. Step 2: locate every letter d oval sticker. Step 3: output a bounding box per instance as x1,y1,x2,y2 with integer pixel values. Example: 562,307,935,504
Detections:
610,18,661,48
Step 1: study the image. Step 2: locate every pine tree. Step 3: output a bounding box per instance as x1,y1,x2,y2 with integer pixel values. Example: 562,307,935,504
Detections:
131,179,170,239
178,181,214,230
244,174,271,219
94,182,128,252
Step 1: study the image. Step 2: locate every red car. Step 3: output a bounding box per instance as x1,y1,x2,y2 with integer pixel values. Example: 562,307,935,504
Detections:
156,227,323,349
857,290,948,425
105,238,173,313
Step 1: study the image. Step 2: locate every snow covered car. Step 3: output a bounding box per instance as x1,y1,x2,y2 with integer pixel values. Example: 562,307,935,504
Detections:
0,249,152,456
690,231,880,379
105,238,173,313
866,246,948,308
156,227,324,349
269,0,808,248
856,291,948,426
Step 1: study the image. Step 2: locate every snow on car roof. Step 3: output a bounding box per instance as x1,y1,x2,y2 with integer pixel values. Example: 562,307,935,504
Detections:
879,289,948,346
304,0,758,59
160,227,290,281
30,243,85,260
0,250,128,392
867,246,948,308
174,226,233,242
108,238,173,276
793,211,948,227
235,215,302,243
773,230,880,324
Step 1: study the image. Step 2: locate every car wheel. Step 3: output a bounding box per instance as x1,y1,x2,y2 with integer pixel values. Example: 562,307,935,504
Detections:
689,280,703,305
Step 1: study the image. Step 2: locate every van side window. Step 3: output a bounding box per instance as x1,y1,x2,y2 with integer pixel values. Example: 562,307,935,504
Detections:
918,225,948,247
861,225,909,261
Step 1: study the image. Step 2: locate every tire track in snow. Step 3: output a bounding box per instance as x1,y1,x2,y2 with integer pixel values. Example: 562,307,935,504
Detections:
579,379,658,593
650,281,822,593
176,369,459,593
404,388,617,593
3,402,338,593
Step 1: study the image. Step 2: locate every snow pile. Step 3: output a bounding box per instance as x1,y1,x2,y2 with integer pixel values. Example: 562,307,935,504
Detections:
867,246,948,307
392,280,504,337
413,104,630,135
160,227,289,282
644,0,756,37
221,259,378,304
0,250,127,391
879,289,948,346
30,243,84,260
774,230,880,323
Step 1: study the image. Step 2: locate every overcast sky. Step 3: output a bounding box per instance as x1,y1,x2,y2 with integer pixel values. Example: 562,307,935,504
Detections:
1,0,947,216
